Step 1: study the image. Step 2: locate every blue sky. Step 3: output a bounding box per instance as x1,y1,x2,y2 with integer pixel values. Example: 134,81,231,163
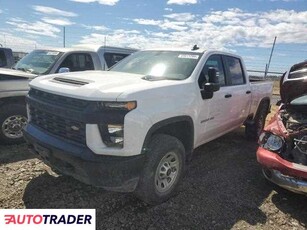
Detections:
0,0,306,73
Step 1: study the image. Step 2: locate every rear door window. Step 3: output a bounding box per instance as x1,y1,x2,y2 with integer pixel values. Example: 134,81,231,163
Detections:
104,53,129,68
224,56,245,85
59,53,94,72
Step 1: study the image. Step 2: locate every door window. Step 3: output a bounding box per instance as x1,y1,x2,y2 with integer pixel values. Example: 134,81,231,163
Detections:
104,53,129,68
0,50,7,67
58,53,94,72
224,56,245,85
198,55,225,88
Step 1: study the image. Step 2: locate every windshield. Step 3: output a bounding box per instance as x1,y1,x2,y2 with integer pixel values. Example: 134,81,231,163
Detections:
110,51,202,80
13,50,63,75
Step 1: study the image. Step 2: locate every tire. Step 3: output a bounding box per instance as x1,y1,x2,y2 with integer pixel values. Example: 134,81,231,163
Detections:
135,134,185,205
0,103,27,145
245,101,269,141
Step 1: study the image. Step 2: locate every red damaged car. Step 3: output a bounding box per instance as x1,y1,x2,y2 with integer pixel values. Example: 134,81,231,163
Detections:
257,61,307,194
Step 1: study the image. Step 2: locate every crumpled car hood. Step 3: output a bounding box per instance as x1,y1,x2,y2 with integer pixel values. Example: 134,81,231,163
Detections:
0,68,37,79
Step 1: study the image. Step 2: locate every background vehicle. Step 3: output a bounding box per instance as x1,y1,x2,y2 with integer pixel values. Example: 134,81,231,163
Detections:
0,47,14,68
24,49,273,204
0,45,137,144
257,61,307,194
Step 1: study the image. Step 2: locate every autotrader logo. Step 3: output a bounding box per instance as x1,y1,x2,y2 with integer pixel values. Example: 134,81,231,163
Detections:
0,209,95,230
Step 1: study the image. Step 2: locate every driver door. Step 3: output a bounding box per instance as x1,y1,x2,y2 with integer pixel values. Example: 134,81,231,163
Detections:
196,54,233,145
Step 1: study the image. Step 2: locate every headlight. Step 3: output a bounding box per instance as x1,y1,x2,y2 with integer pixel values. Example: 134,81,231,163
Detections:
96,101,136,148
102,101,137,111
259,132,284,152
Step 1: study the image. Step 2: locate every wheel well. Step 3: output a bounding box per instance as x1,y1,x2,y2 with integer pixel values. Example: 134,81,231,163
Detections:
258,98,270,116
244,98,271,126
0,96,26,107
144,118,194,156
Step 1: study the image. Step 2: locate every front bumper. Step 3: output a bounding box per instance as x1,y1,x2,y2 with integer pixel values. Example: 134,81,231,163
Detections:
262,169,307,194
257,147,307,194
24,124,145,192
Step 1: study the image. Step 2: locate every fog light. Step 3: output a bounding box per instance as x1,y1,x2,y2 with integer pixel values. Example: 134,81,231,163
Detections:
98,124,124,148
108,125,124,145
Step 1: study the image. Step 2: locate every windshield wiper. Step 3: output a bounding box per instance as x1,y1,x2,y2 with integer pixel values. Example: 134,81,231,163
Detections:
142,75,182,81
16,67,28,72
143,75,170,81
16,67,37,74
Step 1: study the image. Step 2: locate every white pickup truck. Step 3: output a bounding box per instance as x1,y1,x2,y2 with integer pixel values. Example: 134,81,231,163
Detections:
0,45,136,144
24,49,273,204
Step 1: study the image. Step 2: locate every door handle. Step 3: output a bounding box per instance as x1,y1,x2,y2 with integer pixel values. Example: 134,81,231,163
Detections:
246,90,251,94
225,94,232,98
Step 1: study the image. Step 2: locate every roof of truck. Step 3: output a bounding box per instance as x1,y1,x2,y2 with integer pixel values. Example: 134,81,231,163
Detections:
35,45,138,53
142,48,243,59
144,47,206,53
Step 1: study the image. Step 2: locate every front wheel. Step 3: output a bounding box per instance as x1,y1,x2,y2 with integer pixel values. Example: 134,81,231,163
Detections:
0,104,27,145
135,134,185,205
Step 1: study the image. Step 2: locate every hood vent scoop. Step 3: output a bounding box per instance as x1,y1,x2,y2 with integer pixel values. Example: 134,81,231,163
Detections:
52,77,89,86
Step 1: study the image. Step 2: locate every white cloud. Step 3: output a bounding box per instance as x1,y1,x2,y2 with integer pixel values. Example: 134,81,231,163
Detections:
0,10,2,14
199,8,307,47
82,24,109,31
99,8,307,51
134,18,188,31
70,0,119,6
167,0,197,5
133,19,161,26
164,8,173,12
151,32,169,38
42,17,74,26
160,20,188,31
6,19,60,38
262,9,307,24
0,32,55,52
164,13,196,21
33,5,77,17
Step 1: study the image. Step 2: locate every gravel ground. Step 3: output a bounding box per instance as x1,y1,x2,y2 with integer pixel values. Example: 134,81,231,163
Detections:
1,125,307,229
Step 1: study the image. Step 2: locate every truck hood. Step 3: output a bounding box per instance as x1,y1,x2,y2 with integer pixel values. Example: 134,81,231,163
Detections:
0,68,37,79
29,70,177,101
280,61,307,107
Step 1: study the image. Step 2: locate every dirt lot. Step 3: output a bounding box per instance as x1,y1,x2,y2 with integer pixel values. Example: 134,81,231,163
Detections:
1,106,307,230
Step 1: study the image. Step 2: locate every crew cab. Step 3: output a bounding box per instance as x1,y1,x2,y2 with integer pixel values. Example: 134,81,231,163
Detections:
257,61,307,194
24,49,273,204
0,45,136,144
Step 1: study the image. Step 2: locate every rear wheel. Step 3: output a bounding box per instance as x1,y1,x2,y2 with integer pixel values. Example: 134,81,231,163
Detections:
0,104,27,144
135,134,185,205
245,101,269,141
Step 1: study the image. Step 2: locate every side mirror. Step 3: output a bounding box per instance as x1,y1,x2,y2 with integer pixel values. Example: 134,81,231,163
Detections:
201,68,220,99
208,67,219,83
58,67,70,73
203,83,220,92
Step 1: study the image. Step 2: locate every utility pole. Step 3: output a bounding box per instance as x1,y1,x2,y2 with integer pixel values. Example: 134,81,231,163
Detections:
103,36,106,70
3,34,6,47
63,26,66,48
264,36,277,78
